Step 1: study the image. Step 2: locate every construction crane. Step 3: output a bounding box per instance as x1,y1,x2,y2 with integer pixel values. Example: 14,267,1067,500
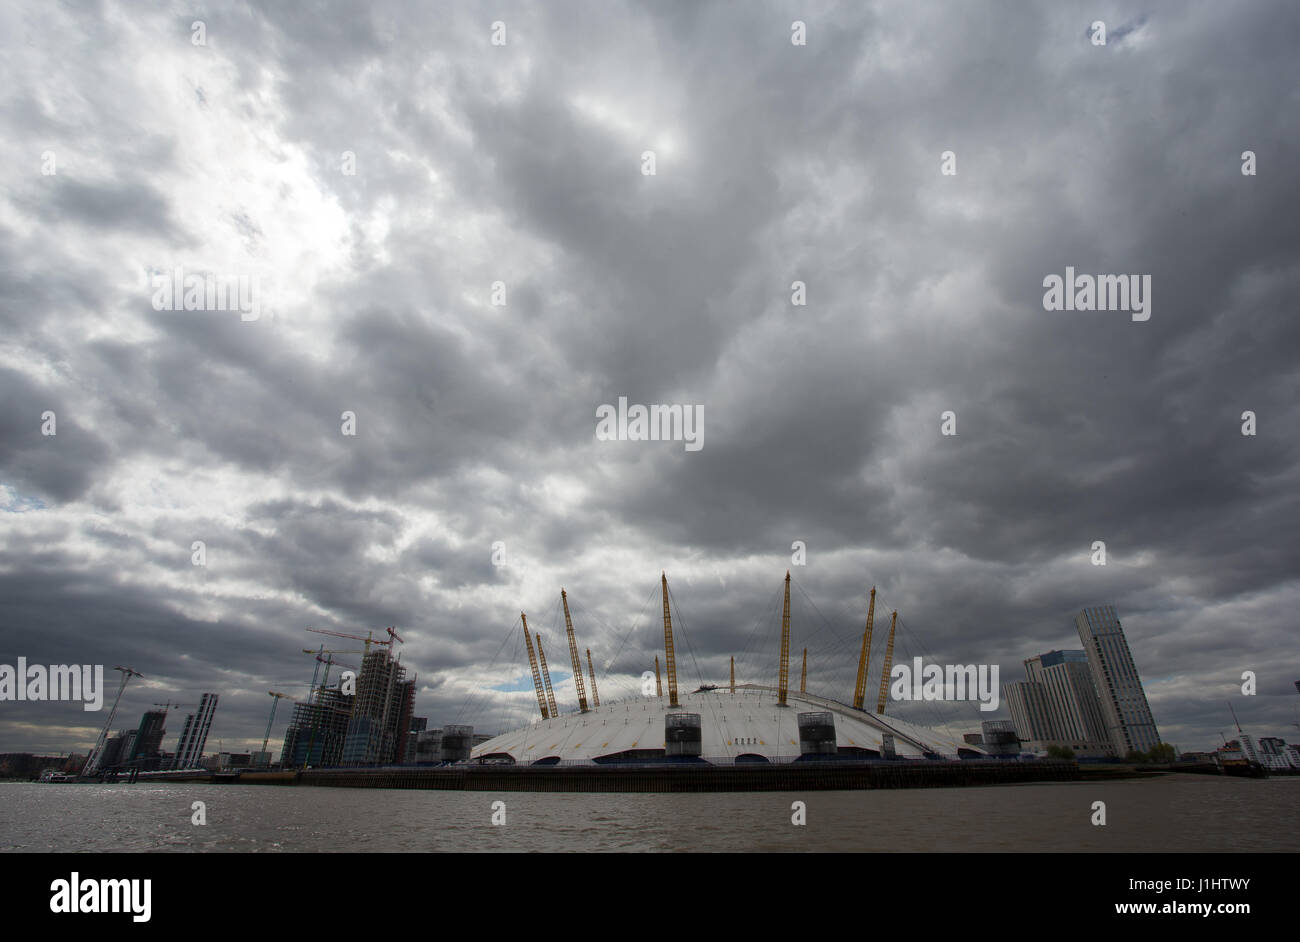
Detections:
304,627,403,746
297,645,335,769
304,643,327,698
305,627,395,658
521,614,549,719
586,648,600,707
152,701,190,713
295,694,356,770
875,611,898,714
853,587,877,710
386,625,404,646
270,675,357,771
83,666,142,776
375,627,405,764
302,649,360,691
561,590,589,713
777,571,791,707
261,692,291,758
661,573,680,709
536,634,559,718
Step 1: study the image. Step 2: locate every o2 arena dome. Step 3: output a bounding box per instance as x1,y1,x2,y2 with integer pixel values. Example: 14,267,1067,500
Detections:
470,574,987,766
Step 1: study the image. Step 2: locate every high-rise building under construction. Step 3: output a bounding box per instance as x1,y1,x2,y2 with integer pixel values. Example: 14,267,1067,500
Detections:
129,710,167,761
173,693,219,769
281,686,353,768
341,649,416,766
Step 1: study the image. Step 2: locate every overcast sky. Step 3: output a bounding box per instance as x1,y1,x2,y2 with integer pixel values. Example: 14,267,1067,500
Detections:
2,0,1298,758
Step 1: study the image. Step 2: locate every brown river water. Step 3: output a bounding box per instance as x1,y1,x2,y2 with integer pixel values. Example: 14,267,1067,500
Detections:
2,774,1296,852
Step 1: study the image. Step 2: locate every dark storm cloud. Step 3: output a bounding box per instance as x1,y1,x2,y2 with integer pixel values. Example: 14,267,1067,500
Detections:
0,369,110,502
1,0,1298,755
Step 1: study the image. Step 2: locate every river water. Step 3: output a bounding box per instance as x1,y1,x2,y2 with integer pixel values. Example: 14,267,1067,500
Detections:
2,775,1296,852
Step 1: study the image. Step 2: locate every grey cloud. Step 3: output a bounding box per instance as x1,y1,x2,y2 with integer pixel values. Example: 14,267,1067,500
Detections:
1,0,1297,753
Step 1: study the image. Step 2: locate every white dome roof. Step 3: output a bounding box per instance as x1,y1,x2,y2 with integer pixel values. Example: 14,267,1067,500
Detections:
471,684,985,764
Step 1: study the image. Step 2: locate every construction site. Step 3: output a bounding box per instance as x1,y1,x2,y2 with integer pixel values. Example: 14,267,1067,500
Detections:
278,626,415,768
75,571,1182,791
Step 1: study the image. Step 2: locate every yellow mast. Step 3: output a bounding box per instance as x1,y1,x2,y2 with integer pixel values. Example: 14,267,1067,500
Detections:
800,647,807,694
778,571,791,706
661,573,680,708
586,648,600,707
730,656,735,694
654,655,662,697
536,634,558,718
875,611,898,714
853,587,877,710
561,589,589,713
521,614,549,719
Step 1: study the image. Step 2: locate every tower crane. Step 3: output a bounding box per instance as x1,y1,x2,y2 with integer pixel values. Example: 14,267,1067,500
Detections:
305,627,396,658
305,627,402,738
261,692,291,760
301,649,361,691
82,666,142,776
152,701,191,713
303,627,403,767
304,643,326,698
